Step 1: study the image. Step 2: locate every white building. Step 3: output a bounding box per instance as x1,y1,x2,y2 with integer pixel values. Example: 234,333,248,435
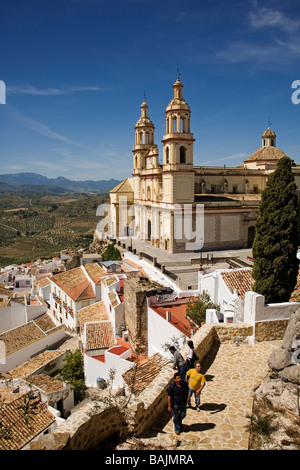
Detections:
49,263,107,330
0,313,65,374
78,301,133,389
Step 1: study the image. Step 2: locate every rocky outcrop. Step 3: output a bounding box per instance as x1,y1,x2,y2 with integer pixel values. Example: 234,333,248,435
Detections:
255,309,300,415
253,309,300,450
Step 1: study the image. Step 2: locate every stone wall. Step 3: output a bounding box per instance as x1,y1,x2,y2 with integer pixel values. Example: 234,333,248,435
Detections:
29,322,254,450
123,277,166,355
254,319,289,342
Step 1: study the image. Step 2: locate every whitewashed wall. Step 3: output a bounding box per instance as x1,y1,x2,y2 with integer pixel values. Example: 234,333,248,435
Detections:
0,327,65,374
84,348,133,389
147,306,187,358
0,301,26,334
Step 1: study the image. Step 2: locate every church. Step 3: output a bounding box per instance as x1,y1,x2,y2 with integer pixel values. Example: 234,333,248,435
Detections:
106,77,300,254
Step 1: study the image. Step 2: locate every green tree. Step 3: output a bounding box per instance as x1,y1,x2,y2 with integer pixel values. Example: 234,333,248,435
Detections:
102,242,122,261
185,291,220,327
252,156,299,303
56,349,86,404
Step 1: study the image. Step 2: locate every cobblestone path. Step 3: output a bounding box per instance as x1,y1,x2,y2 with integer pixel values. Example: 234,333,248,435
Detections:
124,340,281,451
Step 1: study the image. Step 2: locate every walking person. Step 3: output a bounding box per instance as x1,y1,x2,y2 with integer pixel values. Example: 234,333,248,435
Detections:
185,361,206,411
186,340,198,370
167,372,189,435
169,346,187,380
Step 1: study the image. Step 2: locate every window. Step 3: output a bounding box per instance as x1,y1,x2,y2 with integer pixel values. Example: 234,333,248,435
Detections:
166,147,169,164
180,118,184,133
180,146,186,164
232,186,238,194
173,117,177,133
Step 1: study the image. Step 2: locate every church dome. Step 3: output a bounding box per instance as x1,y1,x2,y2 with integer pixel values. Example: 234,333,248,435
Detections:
244,146,287,164
135,100,155,128
243,126,287,166
262,127,276,138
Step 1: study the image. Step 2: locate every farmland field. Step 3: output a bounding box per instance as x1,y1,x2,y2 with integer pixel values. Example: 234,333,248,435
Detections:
0,192,108,266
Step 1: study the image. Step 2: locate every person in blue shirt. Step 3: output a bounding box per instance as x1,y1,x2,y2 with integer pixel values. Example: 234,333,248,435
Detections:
167,372,189,434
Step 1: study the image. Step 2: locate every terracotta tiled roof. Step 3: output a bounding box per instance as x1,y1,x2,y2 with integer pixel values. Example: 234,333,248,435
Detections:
0,393,55,450
84,263,107,285
23,374,66,394
103,275,119,287
0,286,14,298
108,290,120,308
33,313,57,332
122,258,149,278
0,322,46,357
151,298,193,336
0,318,64,359
85,321,116,350
122,353,170,397
51,267,96,301
78,301,109,332
244,146,287,163
220,269,254,299
109,178,133,194
0,387,24,404
4,350,63,379
37,276,51,288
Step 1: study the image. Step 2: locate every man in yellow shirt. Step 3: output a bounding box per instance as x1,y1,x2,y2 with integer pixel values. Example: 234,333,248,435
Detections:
185,361,206,411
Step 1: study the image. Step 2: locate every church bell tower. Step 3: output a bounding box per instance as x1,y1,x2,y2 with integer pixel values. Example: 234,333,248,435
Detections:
162,77,195,204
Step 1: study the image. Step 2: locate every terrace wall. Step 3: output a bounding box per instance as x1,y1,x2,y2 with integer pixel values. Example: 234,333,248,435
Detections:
29,322,254,450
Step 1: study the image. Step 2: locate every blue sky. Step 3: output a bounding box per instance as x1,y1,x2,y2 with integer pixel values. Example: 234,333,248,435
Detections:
1,0,300,181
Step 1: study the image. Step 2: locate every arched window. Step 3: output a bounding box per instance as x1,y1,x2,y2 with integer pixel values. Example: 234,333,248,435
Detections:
271,139,274,146
166,147,170,164
147,186,151,201
180,146,186,164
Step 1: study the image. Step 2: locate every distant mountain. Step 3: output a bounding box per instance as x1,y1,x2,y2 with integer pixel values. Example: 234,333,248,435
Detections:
0,181,73,194
0,173,121,193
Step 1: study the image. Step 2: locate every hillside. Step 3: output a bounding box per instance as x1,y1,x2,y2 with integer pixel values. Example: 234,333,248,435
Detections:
0,192,108,266
0,173,121,193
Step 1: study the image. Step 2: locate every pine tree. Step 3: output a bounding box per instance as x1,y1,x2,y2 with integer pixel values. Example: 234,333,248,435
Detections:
252,156,299,303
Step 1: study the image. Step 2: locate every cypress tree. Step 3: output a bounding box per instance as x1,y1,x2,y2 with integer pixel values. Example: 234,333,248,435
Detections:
252,156,299,303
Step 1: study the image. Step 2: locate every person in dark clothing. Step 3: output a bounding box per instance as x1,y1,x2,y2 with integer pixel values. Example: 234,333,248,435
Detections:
169,346,187,381
186,340,198,370
167,372,189,434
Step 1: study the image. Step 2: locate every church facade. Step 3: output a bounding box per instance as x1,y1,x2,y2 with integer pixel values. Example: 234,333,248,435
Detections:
106,77,300,254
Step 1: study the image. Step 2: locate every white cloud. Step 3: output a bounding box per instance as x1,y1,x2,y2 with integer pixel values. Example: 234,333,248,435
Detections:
215,2,300,66
6,104,87,148
248,4,300,32
201,153,249,165
3,164,26,171
7,85,103,96
27,159,69,172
